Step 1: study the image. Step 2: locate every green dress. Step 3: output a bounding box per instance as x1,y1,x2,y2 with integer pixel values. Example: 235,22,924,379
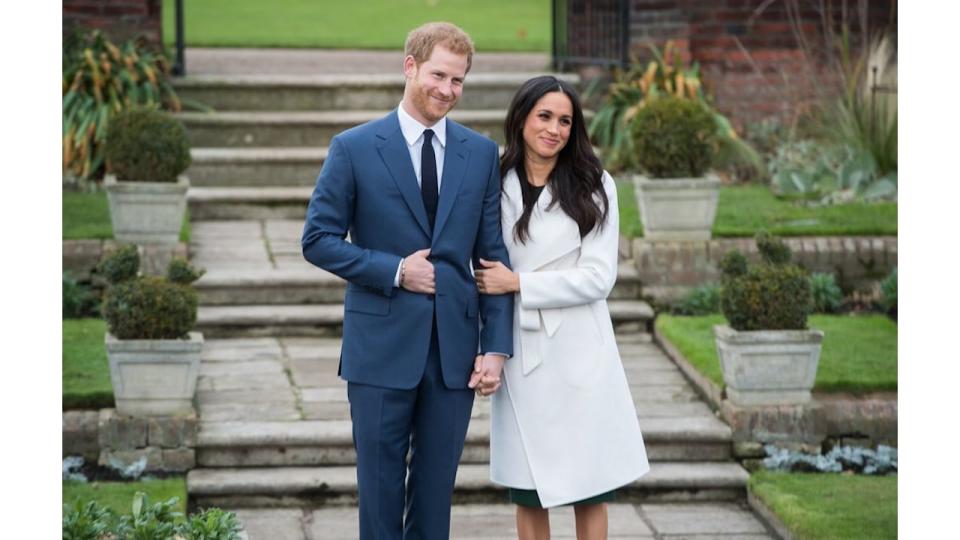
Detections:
508,488,616,508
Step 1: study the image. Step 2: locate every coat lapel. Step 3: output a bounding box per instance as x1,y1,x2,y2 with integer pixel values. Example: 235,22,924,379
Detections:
432,120,469,242
375,111,431,238
502,169,581,271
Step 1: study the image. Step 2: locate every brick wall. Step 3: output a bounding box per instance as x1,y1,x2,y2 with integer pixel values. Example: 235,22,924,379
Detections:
63,0,163,48
565,0,897,126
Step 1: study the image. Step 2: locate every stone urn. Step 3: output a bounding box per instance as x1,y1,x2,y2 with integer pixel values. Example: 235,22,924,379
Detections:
106,331,203,416
713,325,824,406
104,173,189,245
633,173,721,241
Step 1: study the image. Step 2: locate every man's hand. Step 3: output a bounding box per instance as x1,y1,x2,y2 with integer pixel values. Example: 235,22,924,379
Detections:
467,353,505,397
401,248,435,294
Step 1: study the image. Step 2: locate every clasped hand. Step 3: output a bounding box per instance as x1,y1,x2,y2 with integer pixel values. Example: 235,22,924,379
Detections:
468,353,504,397
474,258,519,295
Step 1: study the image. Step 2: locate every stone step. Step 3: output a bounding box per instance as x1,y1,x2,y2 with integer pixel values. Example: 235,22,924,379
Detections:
178,110,508,148
196,300,655,338
187,149,325,189
194,263,644,305
195,416,732,468
189,186,314,219
175,73,580,112
188,462,750,508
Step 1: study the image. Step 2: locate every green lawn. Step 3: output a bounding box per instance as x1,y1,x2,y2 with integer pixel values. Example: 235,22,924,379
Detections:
63,477,187,516
161,0,550,51
750,470,897,539
617,181,898,238
655,314,897,393
63,190,190,242
63,318,114,410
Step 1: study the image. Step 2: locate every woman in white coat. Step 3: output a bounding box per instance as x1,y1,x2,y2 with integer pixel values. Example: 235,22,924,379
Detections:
474,76,650,539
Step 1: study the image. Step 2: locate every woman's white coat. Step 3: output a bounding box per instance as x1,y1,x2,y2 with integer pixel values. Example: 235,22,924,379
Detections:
489,169,650,507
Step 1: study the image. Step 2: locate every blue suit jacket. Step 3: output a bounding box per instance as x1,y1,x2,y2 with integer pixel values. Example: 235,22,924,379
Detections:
302,110,514,390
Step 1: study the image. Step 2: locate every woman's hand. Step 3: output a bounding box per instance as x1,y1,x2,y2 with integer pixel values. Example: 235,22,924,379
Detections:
475,258,519,295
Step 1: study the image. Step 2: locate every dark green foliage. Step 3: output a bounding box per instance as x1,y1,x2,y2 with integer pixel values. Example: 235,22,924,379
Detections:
167,257,205,285
103,276,198,340
98,244,140,284
62,500,113,540
180,508,244,540
105,107,191,183
674,283,722,316
98,246,202,340
809,272,843,313
63,272,97,319
63,492,243,540
756,231,792,265
719,250,748,278
115,493,182,540
881,267,897,315
720,232,813,331
631,96,717,178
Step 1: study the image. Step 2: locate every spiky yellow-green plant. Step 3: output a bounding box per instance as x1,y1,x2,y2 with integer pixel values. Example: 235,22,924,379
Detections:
62,31,182,182
588,40,763,177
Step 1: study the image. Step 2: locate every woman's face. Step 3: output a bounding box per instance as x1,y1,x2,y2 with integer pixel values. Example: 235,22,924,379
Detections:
521,91,573,161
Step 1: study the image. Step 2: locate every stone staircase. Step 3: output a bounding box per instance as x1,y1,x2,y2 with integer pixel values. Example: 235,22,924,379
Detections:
173,52,765,538
179,73,578,220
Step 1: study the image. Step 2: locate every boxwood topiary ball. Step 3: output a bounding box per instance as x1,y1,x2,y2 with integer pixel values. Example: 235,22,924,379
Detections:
631,96,717,178
105,107,191,183
102,276,198,340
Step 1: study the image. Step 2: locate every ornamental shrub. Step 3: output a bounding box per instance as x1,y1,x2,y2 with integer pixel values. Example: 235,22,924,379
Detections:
881,267,897,318
97,244,140,284
720,232,813,331
105,107,191,183
809,272,843,313
631,96,717,178
98,246,203,340
674,283,722,315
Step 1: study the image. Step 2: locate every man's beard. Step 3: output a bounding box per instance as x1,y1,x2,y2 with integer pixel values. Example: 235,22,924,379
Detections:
413,85,456,123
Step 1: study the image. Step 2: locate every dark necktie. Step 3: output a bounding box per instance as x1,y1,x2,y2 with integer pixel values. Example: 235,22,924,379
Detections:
421,129,438,230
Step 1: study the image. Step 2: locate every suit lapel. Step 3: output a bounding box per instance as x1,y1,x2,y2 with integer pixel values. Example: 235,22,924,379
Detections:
375,111,431,238
432,120,469,242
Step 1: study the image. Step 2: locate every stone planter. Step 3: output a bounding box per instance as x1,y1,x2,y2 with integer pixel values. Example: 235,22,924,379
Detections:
713,325,824,406
633,173,720,241
104,174,189,245
106,332,203,416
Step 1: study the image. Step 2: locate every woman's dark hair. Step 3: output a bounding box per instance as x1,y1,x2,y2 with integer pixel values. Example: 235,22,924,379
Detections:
501,75,608,244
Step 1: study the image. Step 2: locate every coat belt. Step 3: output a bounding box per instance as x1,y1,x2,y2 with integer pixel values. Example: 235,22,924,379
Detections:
517,306,562,375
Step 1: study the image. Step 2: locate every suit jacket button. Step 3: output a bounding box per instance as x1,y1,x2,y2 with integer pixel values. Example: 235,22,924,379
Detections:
427,294,435,301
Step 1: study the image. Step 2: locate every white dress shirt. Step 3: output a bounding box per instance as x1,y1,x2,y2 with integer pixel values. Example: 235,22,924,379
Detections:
393,103,446,286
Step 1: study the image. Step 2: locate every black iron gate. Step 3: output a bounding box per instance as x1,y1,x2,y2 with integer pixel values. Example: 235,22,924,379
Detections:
552,0,630,71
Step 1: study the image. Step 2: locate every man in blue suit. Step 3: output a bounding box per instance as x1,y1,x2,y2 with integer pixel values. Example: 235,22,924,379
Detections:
301,22,513,539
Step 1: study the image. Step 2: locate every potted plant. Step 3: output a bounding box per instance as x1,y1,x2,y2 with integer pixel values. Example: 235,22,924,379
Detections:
99,245,205,416
630,96,721,240
713,232,823,406
103,107,191,245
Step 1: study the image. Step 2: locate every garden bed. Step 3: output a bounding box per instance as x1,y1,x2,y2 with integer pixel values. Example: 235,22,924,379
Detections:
63,477,187,515
655,314,897,393
653,314,897,446
63,189,190,243
748,470,896,540
617,181,897,238
63,318,113,410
